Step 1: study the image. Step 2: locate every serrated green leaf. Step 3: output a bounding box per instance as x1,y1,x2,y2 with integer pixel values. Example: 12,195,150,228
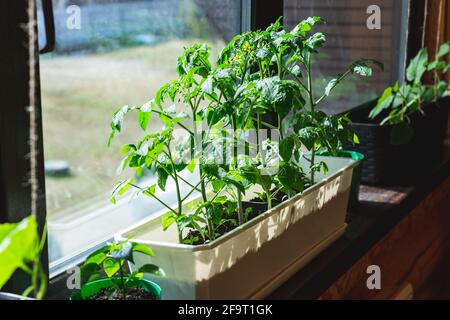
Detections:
132,244,154,257
202,76,213,94
406,48,428,83
298,127,318,150
306,32,326,49
103,258,120,278
369,86,394,119
111,241,133,261
161,213,176,231
324,77,340,96
156,167,169,191
138,264,165,276
279,135,295,162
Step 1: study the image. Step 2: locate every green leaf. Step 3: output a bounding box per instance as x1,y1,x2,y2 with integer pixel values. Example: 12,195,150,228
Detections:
161,213,176,231
324,77,340,96
390,122,414,145
132,243,154,257
138,101,153,131
0,217,39,289
298,127,318,150
84,250,107,266
256,77,285,104
156,167,169,191
406,48,428,83
187,158,196,173
80,263,101,285
110,179,134,203
306,32,326,49
201,76,213,94
292,16,324,36
279,135,295,162
277,164,307,193
111,241,133,261
143,184,157,198
155,83,170,107
369,87,394,119
290,65,301,77
103,258,121,278
108,105,132,146
138,264,165,277
350,59,383,77
211,179,225,192
437,43,449,58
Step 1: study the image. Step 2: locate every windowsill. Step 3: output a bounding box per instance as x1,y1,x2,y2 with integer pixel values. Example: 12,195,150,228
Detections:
47,134,450,300
266,134,450,299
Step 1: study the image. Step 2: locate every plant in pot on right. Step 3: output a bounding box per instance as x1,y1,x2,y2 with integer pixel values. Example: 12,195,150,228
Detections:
348,43,450,185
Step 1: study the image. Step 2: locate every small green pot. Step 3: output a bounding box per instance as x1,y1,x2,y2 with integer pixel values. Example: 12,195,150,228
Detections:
319,150,364,210
71,278,162,300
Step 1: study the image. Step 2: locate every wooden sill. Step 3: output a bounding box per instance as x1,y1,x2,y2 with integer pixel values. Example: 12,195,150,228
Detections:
267,134,450,300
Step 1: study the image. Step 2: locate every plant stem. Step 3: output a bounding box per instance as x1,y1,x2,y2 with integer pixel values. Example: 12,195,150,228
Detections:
167,148,182,216
166,146,184,243
307,52,316,185
131,183,178,215
278,114,284,140
118,260,126,300
192,116,208,203
310,148,316,184
257,113,266,167
266,189,272,209
150,109,193,135
231,114,244,225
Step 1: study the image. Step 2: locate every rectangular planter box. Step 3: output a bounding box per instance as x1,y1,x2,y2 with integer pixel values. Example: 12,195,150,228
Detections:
116,156,357,299
348,98,449,185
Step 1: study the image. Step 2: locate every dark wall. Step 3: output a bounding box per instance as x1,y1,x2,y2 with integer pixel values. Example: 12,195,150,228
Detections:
0,0,48,293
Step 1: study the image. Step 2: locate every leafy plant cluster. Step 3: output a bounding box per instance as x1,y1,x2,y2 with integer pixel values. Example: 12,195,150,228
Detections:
369,43,450,144
81,241,163,300
108,16,381,245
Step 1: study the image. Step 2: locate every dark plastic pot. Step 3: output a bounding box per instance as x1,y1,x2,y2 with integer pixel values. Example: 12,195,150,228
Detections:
71,278,162,300
347,97,449,185
319,150,364,210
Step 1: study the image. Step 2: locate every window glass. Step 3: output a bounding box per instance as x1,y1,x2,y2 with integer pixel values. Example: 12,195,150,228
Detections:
284,0,408,113
38,0,243,270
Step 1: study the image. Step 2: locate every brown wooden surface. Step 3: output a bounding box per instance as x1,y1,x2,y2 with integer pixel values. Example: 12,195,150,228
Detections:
320,175,450,300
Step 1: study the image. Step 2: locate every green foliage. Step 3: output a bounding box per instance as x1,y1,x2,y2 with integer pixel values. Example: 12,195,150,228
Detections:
0,216,47,299
107,16,379,245
80,241,163,299
370,43,450,144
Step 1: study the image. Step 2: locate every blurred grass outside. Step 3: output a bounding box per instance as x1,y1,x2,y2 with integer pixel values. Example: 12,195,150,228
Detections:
41,39,225,217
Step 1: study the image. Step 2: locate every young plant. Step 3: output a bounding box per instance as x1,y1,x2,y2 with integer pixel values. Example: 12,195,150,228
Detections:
81,241,164,300
265,16,382,183
0,216,47,299
369,43,450,144
109,44,243,244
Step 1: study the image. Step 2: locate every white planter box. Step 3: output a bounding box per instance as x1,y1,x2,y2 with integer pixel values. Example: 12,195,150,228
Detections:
116,156,356,299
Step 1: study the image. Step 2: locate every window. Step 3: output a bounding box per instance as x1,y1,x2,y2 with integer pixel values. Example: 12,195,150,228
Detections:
37,0,408,277
283,0,409,113
38,0,247,276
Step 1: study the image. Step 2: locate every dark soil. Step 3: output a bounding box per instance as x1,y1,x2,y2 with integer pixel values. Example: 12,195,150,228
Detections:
183,220,237,245
182,192,296,245
88,287,156,300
